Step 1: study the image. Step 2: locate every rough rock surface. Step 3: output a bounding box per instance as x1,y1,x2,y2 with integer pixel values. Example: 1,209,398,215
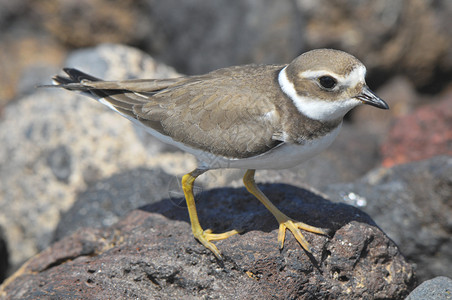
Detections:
0,184,415,299
406,276,452,300
322,156,452,283
381,94,452,167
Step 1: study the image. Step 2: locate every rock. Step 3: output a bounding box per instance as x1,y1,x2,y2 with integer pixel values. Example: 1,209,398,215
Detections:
381,94,452,167
133,0,452,91
296,0,452,91
42,1,140,47
406,276,452,300
0,184,415,299
139,0,452,90
322,156,452,283
53,168,175,241
3,0,452,94
0,226,8,284
252,123,383,190
141,0,303,75
351,76,420,135
0,33,65,105
0,44,186,271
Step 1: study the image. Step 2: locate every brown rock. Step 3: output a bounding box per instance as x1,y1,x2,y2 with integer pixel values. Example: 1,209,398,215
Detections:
381,93,452,167
0,33,65,105
299,0,449,90
0,185,415,299
36,0,139,48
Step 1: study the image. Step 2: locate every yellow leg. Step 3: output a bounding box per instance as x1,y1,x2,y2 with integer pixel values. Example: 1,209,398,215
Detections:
182,169,239,259
243,169,328,253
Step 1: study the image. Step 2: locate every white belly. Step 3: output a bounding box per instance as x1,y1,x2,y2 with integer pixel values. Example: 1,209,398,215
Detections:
200,124,342,170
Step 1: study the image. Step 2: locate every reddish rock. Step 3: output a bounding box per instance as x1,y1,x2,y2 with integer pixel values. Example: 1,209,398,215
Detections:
381,94,452,167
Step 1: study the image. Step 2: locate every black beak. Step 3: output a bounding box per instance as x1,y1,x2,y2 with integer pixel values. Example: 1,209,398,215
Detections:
355,86,389,110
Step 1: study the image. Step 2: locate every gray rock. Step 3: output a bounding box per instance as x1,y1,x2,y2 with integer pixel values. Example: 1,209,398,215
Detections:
54,168,175,241
0,44,183,270
321,156,452,283
406,276,452,300
0,184,415,299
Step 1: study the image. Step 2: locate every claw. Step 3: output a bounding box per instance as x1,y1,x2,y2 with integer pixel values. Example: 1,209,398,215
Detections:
194,229,240,260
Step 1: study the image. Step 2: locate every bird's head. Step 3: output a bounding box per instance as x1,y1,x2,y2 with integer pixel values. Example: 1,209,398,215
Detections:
279,49,388,122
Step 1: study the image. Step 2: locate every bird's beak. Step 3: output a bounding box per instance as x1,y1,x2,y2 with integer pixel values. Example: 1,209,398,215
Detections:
355,86,389,110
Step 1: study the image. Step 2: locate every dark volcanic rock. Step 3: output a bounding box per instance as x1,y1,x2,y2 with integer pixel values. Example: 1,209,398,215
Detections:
1,184,415,299
322,156,452,283
54,168,175,242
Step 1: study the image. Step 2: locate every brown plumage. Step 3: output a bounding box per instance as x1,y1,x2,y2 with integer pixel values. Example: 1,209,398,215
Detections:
55,65,290,159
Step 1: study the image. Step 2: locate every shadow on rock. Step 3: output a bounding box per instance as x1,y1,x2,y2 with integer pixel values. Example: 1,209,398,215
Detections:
140,183,378,239
11,169,414,299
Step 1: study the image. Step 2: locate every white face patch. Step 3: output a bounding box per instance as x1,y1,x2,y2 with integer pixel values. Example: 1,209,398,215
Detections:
278,67,363,121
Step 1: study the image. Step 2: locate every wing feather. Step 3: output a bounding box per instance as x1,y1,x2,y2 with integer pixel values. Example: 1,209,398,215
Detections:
54,67,284,158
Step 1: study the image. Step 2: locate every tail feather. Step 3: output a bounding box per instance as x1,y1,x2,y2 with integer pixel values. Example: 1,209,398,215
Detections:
50,68,151,119
60,68,101,83
50,68,100,91
47,68,185,125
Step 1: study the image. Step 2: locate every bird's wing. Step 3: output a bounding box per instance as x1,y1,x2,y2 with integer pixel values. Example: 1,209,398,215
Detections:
53,67,284,158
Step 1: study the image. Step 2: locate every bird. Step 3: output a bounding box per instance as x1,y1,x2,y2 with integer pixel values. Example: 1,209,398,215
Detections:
49,49,389,260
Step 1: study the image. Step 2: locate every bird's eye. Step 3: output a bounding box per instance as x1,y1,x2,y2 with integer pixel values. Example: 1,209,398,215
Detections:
318,76,337,89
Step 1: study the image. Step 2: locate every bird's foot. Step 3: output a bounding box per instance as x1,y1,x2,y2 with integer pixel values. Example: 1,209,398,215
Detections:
277,219,329,253
193,228,240,260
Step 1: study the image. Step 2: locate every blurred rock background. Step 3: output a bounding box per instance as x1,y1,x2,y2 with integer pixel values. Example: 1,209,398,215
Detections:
0,0,451,297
